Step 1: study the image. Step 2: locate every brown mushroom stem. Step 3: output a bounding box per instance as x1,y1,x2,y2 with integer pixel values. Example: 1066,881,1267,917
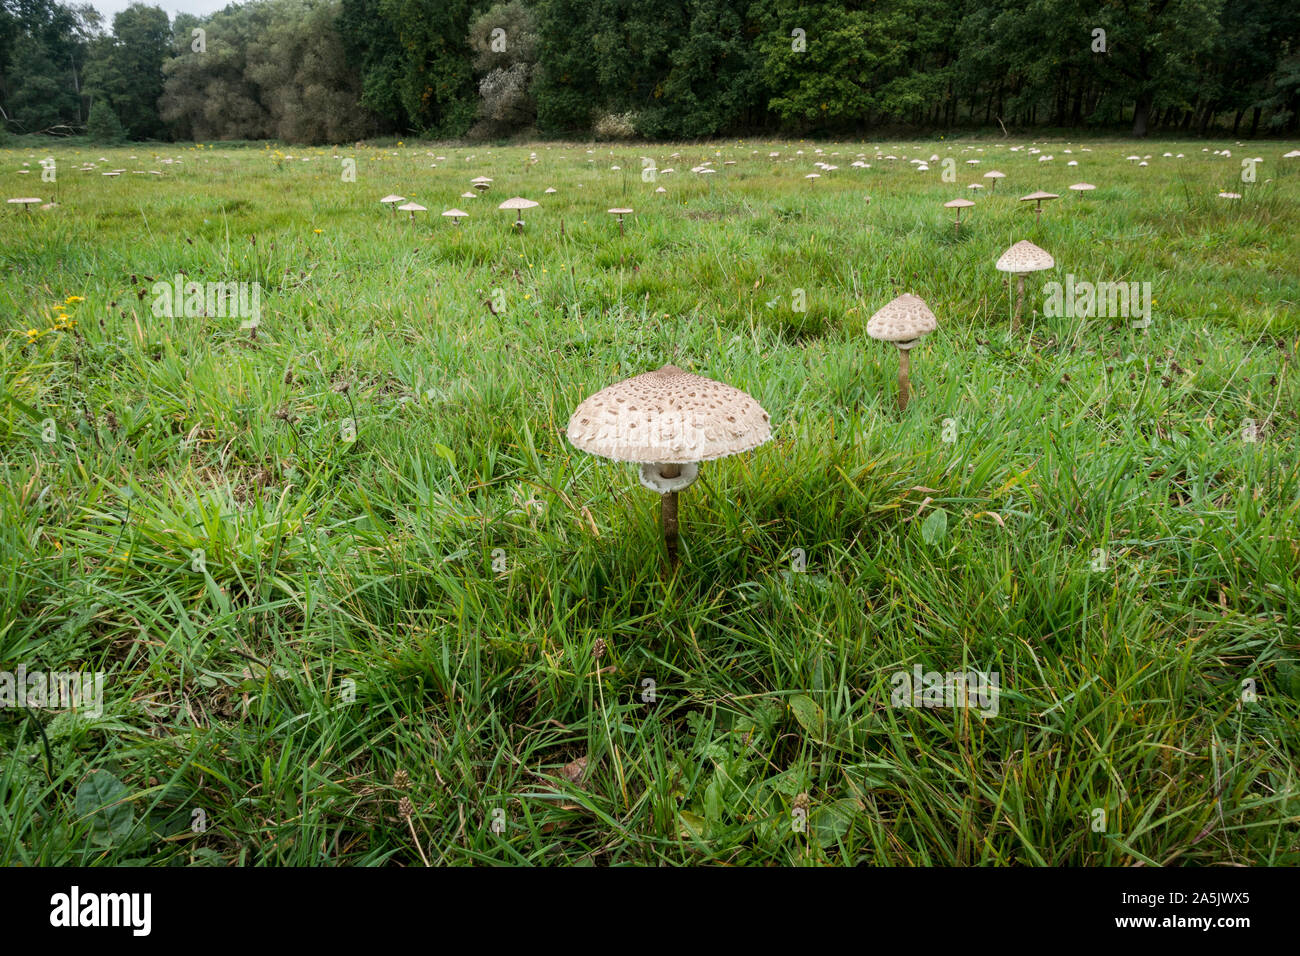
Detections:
897,347,911,411
1013,276,1025,331
660,464,681,562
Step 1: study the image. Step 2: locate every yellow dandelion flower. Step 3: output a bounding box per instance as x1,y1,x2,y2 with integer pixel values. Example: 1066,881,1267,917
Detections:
65,295,84,304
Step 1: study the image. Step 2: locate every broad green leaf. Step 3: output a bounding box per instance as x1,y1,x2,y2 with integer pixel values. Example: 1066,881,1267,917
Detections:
921,508,948,545
75,770,134,846
810,798,861,848
789,694,824,738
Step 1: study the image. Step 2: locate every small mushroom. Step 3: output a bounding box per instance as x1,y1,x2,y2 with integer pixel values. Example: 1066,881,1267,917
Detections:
471,176,492,193
566,364,771,563
497,196,539,231
995,240,1054,332
1068,182,1096,198
607,207,633,236
380,194,405,214
441,208,469,225
1019,190,1059,223
396,201,426,223
983,170,1006,190
7,197,41,213
867,294,937,411
942,198,974,234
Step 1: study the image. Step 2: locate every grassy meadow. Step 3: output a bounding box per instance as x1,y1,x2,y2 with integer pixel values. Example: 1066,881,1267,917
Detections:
1,137,1298,865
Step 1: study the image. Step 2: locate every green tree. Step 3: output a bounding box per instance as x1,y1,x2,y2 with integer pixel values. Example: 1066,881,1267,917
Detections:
85,4,170,139
85,96,125,140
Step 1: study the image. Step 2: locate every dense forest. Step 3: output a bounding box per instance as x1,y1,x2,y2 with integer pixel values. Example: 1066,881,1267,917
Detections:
1,0,1298,143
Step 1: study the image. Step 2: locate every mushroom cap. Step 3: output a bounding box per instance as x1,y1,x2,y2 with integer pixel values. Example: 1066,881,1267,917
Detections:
984,170,1006,179
866,293,938,345
566,364,771,465
607,207,633,214
461,192,477,199
7,197,41,204
470,176,492,183
995,240,1054,273
943,198,975,208
1068,182,1096,191
1019,190,1059,202
498,197,539,210
544,187,557,193
442,208,468,217
397,202,426,212
380,194,405,203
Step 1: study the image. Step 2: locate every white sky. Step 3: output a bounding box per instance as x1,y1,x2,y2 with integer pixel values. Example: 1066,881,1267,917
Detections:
88,0,231,26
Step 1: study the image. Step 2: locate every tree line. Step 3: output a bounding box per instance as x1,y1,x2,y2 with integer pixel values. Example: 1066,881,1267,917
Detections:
2,0,1297,143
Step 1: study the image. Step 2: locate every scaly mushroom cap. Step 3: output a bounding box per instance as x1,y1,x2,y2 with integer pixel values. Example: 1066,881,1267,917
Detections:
397,202,426,213
943,198,975,209
866,294,938,347
996,240,1055,274
567,364,771,464
608,207,633,215
1019,190,1059,202
1068,183,1096,191
441,209,468,218
380,194,405,204
498,197,539,211
984,170,1006,179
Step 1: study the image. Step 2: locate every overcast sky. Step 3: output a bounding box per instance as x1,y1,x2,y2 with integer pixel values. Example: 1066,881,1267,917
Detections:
89,0,231,25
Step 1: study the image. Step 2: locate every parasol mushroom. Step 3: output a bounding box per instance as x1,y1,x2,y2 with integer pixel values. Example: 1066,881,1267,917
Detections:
995,240,1054,332
867,294,938,411
943,198,975,234
607,207,633,236
566,364,771,564
498,196,539,230
1019,190,1059,223
396,201,426,223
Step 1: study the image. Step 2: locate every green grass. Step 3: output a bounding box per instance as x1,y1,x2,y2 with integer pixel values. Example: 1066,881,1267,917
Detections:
1,137,1298,865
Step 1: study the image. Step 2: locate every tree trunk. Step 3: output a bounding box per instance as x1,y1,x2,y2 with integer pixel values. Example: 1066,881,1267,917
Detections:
1132,93,1153,137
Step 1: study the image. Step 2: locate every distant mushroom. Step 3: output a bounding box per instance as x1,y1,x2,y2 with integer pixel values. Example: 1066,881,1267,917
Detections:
442,208,468,225
995,240,1054,332
607,207,633,236
942,198,975,234
655,186,666,195
461,191,478,200
544,187,557,194
566,364,771,563
397,201,425,223
867,294,937,411
1019,190,1059,223
983,170,1006,191
1068,182,1096,198
380,194,405,214
471,176,492,194
805,173,821,185
7,197,41,213
498,196,539,231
